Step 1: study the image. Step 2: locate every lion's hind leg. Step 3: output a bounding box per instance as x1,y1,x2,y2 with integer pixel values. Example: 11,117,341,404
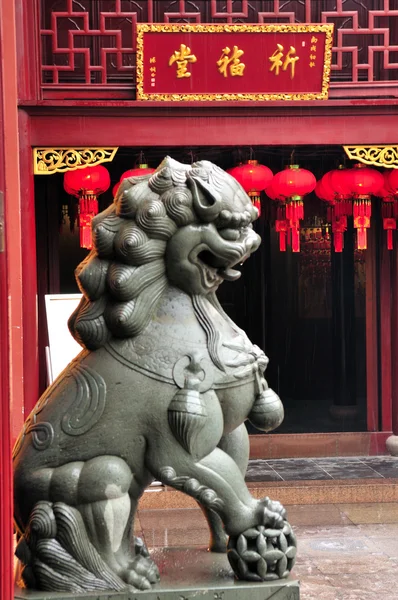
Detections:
17,456,159,592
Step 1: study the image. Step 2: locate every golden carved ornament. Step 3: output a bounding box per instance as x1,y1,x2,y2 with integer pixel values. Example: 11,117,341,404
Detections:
136,23,334,102
34,148,119,175
343,146,398,169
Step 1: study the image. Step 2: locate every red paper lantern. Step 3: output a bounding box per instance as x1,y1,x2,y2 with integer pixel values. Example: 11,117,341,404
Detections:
321,168,352,217
348,164,384,197
227,160,273,217
120,164,156,181
324,164,384,251
271,165,316,252
386,169,398,195
348,165,383,250
64,165,110,249
315,179,335,204
112,182,120,197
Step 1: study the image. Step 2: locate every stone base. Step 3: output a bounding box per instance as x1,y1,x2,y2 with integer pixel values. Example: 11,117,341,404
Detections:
15,547,299,600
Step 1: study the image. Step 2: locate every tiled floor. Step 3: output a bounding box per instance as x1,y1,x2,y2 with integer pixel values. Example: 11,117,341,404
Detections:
245,456,398,482
137,502,398,600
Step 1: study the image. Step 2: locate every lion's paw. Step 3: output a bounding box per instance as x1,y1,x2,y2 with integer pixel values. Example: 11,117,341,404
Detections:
124,554,160,590
260,496,287,523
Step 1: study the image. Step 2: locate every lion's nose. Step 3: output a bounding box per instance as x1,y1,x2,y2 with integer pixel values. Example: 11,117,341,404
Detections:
247,231,261,253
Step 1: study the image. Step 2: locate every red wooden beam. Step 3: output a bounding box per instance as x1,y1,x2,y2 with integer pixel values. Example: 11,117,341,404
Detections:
27,106,398,147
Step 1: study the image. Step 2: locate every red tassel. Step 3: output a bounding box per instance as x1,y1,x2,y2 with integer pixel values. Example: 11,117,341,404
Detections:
383,217,396,251
252,196,261,217
79,214,93,249
276,220,288,252
387,229,394,250
357,228,367,250
334,232,343,252
78,193,98,250
279,231,287,251
331,213,347,253
291,223,300,252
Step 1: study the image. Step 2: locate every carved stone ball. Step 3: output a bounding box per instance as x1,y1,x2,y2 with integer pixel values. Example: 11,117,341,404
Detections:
227,521,297,582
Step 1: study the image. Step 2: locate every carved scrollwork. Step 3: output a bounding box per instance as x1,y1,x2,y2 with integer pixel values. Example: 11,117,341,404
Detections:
61,365,107,436
33,148,118,175
344,146,398,169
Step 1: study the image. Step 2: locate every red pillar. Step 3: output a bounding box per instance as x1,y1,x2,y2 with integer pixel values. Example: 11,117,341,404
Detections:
0,0,25,597
379,242,392,433
389,248,398,452
19,109,39,415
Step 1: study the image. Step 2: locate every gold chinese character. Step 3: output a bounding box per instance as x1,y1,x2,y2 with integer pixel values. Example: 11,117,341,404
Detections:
150,57,156,63
310,45,317,52
169,44,197,79
269,44,299,79
150,66,157,74
309,62,315,68
311,36,318,44
310,54,316,60
217,46,245,77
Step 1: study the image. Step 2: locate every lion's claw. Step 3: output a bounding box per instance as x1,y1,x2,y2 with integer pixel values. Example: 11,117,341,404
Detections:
261,496,287,521
124,554,160,589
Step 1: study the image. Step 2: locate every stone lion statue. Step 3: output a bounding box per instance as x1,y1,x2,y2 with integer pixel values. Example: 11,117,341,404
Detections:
13,158,296,593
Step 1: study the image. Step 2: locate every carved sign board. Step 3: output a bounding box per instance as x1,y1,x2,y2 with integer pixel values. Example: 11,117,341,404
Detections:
45,294,82,384
137,23,334,102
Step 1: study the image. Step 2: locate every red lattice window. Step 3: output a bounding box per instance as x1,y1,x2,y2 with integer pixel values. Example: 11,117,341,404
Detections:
40,0,398,97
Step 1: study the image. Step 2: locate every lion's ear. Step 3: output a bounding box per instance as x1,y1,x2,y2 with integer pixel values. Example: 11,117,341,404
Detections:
187,175,222,222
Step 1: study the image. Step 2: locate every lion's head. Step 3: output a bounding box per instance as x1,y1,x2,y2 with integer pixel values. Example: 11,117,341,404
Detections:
69,157,261,350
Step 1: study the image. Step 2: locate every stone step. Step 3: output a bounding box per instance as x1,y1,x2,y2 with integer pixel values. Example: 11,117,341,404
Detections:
141,456,398,509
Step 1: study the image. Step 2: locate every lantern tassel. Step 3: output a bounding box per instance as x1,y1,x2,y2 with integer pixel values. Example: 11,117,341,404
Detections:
291,222,300,253
387,229,394,251
275,220,288,252
357,228,367,251
249,193,261,217
383,217,396,251
334,232,344,253
79,193,98,250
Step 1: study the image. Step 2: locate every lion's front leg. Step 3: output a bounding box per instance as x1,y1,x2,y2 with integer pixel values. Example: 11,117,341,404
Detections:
200,423,250,552
145,439,283,538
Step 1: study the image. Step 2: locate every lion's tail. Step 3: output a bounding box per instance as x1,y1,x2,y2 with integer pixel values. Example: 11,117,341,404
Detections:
15,501,128,593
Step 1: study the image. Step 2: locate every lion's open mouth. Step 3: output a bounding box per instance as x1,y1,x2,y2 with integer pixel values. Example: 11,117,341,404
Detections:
197,250,244,283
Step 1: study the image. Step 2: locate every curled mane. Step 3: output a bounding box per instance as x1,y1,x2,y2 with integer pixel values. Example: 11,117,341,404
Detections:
69,157,198,350
69,156,257,356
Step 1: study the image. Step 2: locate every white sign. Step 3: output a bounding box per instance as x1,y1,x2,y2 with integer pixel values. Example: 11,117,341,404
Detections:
45,294,83,383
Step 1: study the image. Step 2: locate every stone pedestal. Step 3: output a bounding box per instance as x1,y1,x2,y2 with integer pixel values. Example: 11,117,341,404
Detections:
15,547,299,600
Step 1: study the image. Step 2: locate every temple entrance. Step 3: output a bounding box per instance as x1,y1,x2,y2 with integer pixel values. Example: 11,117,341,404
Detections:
34,144,370,435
